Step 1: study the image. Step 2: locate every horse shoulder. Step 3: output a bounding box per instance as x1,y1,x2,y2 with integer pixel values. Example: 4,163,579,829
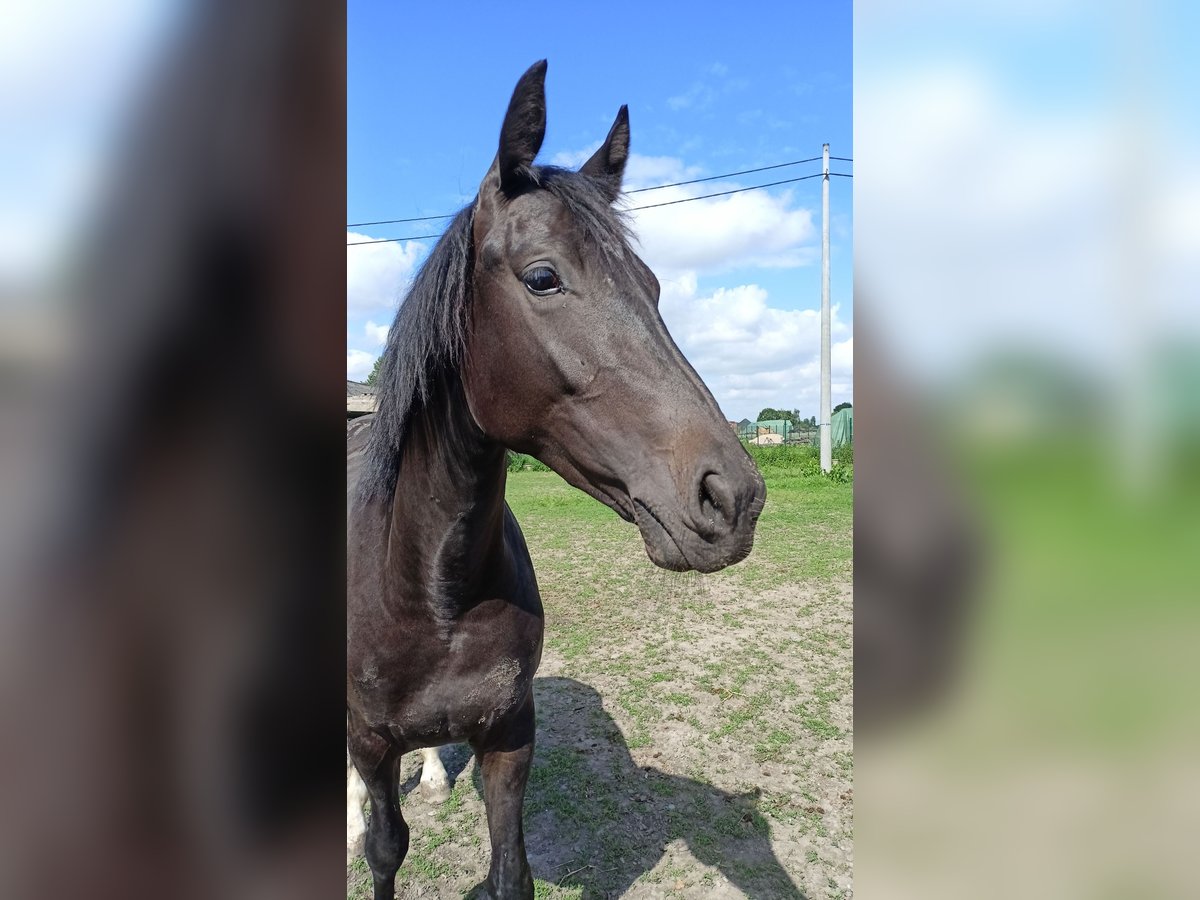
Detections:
502,501,540,603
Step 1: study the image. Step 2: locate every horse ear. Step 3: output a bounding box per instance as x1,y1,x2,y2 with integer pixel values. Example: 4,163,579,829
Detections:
482,60,548,198
580,105,630,201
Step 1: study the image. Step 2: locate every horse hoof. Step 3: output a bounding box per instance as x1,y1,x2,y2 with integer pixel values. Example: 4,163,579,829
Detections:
420,780,452,804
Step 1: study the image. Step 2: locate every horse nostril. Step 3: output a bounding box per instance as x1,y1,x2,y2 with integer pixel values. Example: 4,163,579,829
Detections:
698,471,735,528
699,477,718,515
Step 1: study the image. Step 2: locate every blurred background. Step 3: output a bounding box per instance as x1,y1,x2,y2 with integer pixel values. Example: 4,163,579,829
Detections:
0,2,345,898
855,1,1200,897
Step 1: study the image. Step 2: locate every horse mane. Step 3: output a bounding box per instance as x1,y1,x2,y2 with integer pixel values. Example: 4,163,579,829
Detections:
359,166,635,502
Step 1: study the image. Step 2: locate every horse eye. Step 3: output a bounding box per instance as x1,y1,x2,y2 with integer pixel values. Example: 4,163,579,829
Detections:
522,267,562,296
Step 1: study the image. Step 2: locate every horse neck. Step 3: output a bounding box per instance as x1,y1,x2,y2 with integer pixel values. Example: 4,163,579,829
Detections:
386,371,510,617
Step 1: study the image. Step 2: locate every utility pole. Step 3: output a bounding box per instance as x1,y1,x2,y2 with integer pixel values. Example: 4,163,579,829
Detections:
820,143,832,473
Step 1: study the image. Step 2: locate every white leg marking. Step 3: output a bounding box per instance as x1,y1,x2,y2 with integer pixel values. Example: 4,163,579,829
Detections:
418,746,452,803
346,762,369,857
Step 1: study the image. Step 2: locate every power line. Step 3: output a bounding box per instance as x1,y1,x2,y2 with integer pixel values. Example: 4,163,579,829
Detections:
347,169,853,246
625,156,822,194
347,213,455,228
830,156,853,162
626,172,824,211
347,233,443,246
347,155,830,228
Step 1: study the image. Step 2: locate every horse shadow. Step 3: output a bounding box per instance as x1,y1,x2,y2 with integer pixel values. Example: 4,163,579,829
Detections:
402,676,808,899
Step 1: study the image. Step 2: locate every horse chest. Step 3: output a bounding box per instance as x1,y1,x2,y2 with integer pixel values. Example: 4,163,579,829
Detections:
352,601,543,746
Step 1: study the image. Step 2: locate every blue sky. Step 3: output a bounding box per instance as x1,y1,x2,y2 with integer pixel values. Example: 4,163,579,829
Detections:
348,0,853,422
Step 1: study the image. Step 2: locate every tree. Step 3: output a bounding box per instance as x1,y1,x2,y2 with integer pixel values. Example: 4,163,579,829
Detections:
365,356,382,387
755,408,798,426
833,401,852,413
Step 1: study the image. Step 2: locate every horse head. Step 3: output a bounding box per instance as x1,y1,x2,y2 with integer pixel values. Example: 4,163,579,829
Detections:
462,61,766,573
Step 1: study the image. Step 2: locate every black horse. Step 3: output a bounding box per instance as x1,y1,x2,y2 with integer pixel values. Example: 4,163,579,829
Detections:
347,61,765,899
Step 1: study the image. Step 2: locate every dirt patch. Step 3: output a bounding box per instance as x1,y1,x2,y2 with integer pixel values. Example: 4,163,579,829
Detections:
348,578,852,899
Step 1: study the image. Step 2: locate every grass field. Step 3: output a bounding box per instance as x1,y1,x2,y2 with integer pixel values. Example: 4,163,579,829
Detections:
348,450,853,899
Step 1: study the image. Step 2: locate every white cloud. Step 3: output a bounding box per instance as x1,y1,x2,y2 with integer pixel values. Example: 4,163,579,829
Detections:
543,149,816,275
667,83,713,111
622,154,704,190
549,145,600,168
364,320,389,347
346,231,427,314
665,67,748,111
832,335,854,374
547,151,703,188
628,187,815,275
659,275,852,419
347,348,375,382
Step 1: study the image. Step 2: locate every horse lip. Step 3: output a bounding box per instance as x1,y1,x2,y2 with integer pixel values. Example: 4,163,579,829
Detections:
632,497,691,570
596,486,635,523
631,490,760,574
579,475,635,523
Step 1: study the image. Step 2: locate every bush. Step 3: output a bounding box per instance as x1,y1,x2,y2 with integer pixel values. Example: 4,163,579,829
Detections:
506,452,550,473
826,463,853,483
745,443,818,472
743,441,853,482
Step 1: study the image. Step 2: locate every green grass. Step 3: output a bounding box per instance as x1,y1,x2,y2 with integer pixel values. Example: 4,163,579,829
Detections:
505,456,853,589
735,474,853,584
533,881,583,899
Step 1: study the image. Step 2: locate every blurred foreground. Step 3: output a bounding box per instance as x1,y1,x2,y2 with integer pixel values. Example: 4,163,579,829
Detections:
0,3,345,898
856,1,1200,897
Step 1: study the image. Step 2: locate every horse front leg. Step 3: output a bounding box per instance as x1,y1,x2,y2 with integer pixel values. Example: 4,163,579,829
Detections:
348,728,408,900
473,694,536,900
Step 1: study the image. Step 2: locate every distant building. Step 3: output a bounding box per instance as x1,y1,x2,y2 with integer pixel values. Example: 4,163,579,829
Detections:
754,418,794,440
749,432,784,445
736,422,764,441
831,406,853,448
347,380,376,418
